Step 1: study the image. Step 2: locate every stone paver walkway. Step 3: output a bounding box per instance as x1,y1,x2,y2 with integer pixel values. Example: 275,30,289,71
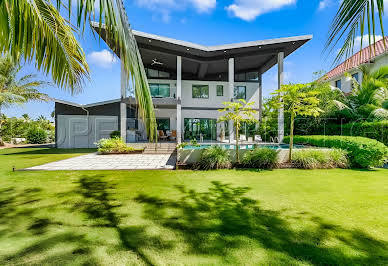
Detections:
25,153,175,170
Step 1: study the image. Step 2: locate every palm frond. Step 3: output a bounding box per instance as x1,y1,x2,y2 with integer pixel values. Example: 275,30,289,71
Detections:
371,107,388,120
65,0,157,141
325,0,386,65
0,0,90,93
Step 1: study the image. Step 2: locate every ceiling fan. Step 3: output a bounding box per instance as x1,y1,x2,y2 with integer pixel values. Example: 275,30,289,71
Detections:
151,58,164,66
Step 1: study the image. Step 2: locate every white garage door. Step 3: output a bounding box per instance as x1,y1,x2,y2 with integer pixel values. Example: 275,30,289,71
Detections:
57,115,118,148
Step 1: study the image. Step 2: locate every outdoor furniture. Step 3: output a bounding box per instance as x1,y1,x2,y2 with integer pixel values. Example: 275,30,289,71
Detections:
255,135,262,142
248,137,253,142
158,130,168,141
240,134,247,142
170,130,177,141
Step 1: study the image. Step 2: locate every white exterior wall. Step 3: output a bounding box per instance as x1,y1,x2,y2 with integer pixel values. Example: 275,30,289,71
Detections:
148,78,260,109
147,79,260,141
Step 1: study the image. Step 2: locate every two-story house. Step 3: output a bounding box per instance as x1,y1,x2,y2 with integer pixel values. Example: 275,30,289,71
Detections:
326,37,388,93
54,26,312,148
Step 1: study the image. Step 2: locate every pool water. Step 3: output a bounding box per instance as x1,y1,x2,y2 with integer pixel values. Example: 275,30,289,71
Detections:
182,144,305,150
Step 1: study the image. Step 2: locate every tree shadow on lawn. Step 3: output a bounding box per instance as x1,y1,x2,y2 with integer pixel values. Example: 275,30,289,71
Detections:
73,175,174,266
0,187,99,265
135,181,388,265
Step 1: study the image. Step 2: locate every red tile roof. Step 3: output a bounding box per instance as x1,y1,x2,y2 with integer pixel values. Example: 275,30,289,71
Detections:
326,37,388,80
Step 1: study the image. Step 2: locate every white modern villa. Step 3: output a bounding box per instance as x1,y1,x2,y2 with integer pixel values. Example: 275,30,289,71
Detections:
54,25,312,148
326,37,388,92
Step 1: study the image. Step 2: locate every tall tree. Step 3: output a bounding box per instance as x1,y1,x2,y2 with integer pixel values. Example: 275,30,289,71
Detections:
272,84,323,161
326,0,386,64
0,55,47,145
0,0,157,141
218,100,258,163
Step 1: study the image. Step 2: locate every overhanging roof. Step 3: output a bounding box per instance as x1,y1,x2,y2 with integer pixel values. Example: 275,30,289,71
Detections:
91,22,312,79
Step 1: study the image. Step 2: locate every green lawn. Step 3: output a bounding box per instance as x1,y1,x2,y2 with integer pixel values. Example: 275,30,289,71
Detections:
0,148,387,265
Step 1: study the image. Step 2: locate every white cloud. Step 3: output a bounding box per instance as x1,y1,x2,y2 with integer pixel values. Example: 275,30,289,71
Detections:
318,0,333,11
226,0,296,21
135,0,216,22
189,0,216,13
354,34,383,50
87,49,117,68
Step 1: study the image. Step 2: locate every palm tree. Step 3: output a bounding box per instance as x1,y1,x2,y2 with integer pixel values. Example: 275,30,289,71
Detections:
0,55,47,145
22,113,30,122
326,0,386,64
0,0,157,141
334,65,388,120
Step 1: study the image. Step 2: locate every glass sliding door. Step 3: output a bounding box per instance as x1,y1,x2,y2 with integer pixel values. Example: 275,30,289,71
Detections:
184,118,217,141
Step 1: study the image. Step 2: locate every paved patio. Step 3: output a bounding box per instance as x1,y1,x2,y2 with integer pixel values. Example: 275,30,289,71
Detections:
25,153,176,171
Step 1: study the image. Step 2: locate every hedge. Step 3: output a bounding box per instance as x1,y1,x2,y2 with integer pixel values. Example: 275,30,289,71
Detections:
284,135,388,168
297,121,388,146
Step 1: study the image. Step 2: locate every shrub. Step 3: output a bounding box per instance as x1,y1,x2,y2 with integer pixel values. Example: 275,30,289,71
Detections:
297,121,388,146
95,138,142,154
196,146,231,170
110,130,121,139
26,128,47,144
285,135,388,168
242,148,279,169
292,149,348,169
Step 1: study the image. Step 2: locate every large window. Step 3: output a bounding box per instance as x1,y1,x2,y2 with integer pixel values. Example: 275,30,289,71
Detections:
149,83,170,98
156,118,170,131
192,85,209,99
184,118,217,140
335,79,341,90
235,72,259,81
234,86,246,99
216,85,224,96
145,68,170,79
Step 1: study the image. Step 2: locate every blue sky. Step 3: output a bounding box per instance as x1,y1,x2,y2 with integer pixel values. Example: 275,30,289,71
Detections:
5,0,388,119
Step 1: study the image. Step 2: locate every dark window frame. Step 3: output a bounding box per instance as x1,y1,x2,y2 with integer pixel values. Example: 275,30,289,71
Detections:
149,83,170,98
335,79,342,90
192,85,209,99
234,86,246,100
352,73,359,82
216,85,224,96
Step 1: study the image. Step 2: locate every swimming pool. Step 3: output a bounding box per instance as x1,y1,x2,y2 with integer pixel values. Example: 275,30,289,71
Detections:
182,144,305,150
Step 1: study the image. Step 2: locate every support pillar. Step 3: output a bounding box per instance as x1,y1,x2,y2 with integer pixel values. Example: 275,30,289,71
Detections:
120,60,127,141
258,73,263,122
176,56,182,144
228,58,234,143
277,52,284,143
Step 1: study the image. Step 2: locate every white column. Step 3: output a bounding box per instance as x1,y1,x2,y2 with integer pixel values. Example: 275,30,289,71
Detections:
258,73,263,121
277,52,284,143
228,58,234,143
120,60,127,141
176,56,182,143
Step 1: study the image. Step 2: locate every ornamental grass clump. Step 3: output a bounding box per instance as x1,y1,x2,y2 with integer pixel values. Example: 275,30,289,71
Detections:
196,146,232,170
242,148,279,169
95,138,140,154
292,149,348,169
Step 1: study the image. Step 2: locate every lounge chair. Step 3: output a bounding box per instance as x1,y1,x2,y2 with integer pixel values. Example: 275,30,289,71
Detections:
254,135,262,142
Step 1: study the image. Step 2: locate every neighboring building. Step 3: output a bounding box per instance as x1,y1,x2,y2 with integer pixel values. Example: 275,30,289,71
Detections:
54,25,312,148
326,37,388,92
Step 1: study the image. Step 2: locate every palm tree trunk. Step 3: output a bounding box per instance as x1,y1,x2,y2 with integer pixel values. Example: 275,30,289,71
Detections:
0,105,3,146
288,112,295,162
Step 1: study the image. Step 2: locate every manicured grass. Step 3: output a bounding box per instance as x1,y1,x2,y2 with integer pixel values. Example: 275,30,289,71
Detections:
0,148,387,265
